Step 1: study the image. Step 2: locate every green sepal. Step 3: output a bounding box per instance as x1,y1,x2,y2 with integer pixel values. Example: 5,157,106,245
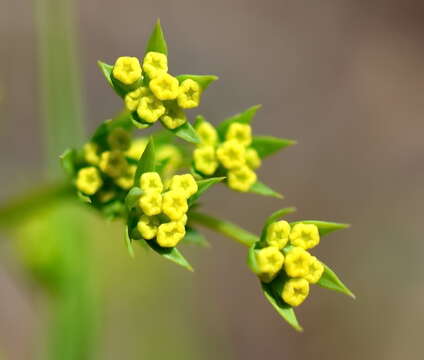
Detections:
167,121,200,144
176,75,218,91
260,207,297,241
134,138,155,186
125,225,135,258
125,187,143,210
249,181,283,199
144,240,193,271
145,19,168,55
217,105,261,138
318,263,355,299
251,136,296,159
289,220,350,236
77,191,91,204
180,227,210,247
247,243,260,274
60,148,77,177
188,177,226,206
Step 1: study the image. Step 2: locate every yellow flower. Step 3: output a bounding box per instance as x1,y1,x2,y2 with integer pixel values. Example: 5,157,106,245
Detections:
76,167,103,195
115,165,136,190
193,146,219,176
156,144,183,177
83,142,100,165
126,138,148,160
196,121,218,146
160,105,187,129
245,148,261,169
169,174,198,198
255,247,285,283
266,220,291,249
140,172,163,193
304,256,324,284
226,123,252,146
162,190,188,220
107,128,131,151
137,215,160,240
112,56,142,85
138,192,162,216
149,73,179,101
284,247,312,278
136,95,166,123
177,79,201,109
99,151,127,178
281,278,310,307
156,221,186,248
289,223,320,250
179,214,188,226
143,51,168,79
124,87,150,111
216,140,246,169
228,165,257,192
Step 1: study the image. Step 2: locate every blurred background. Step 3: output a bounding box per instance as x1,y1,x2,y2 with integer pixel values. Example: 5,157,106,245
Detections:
1,0,424,359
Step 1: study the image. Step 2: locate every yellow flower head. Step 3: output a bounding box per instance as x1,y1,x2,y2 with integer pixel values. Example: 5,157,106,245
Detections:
138,191,162,216
76,167,103,195
156,221,186,248
83,142,100,165
228,165,257,192
266,220,291,249
196,121,218,146
161,105,187,129
194,146,219,175
126,138,148,160
137,215,160,240
245,148,261,169
115,165,136,190
162,190,188,220
289,223,320,250
107,128,131,151
143,51,168,79
169,174,198,198
137,95,166,123
140,172,163,193
216,140,246,169
124,87,150,111
156,144,183,177
226,123,252,146
149,73,179,101
99,151,127,178
284,247,312,278
179,214,188,226
255,247,285,283
178,79,201,109
304,256,324,284
282,278,310,307
112,56,142,85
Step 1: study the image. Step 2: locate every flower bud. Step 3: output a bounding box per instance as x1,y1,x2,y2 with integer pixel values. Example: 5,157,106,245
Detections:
83,142,100,165
255,246,285,283
228,165,257,192
266,220,291,249
112,56,142,85
124,87,150,111
162,190,188,220
216,140,246,169
137,215,160,240
115,165,136,190
99,151,128,178
160,105,187,129
107,128,131,151
139,192,162,216
156,221,186,247
149,73,179,101
245,148,261,169
284,247,312,278
76,167,103,195
289,223,320,250
194,146,219,175
226,123,252,146
304,256,324,284
140,172,163,193
178,79,201,109
143,52,168,79
136,95,166,123
169,174,198,198
196,121,218,146
282,278,309,307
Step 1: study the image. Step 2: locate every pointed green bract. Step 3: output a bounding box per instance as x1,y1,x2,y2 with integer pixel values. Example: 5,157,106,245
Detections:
188,177,225,206
134,138,155,186
249,181,283,199
77,191,91,204
247,243,259,274
176,74,218,90
251,136,296,159
318,263,355,299
260,207,296,241
181,228,210,247
145,240,193,271
125,225,135,258
125,187,143,210
217,105,261,138
97,61,127,98
60,149,77,177
168,121,200,144
145,20,168,55
289,220,350,236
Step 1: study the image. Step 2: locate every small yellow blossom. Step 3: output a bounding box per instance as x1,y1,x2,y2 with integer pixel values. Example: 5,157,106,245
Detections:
228,165,257,192
245,148,261,169
161,105,187,129
149,73,179,101
162,190,188,220
304,256,324,284
289,223,320,250
143,51,168,79
255,247,285,283
216,140,246,169
156,221,186,247
282,278,310,307
266,220,291,249
156,144,183,177
177,79,201,109
169,174,198,198
115,165,136,190
137,95,166,123
124,87,149,111
137,215,160,240
140,172,163,193
99,151,127,178
83,142,100,165
179,214,188,226
112,56,142,85
138,191,162,216
126,138,148,160
194,146,219,175
226,123,252,146
196,121,218,146
284,247,312,278
76,167,103,195
107,128,131,151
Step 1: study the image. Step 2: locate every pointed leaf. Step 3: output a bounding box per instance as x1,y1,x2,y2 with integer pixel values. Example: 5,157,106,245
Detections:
145,240,193,271
77,191,91,204
318,263,355,299
249,181,283,199
247,243,259,274
125,226,135,258
125,187,143,210
188,177,225,206
217,105,261,138
134,138,155,186
145,20,168,55
60,149,77,177
176,74,218,91
97,61,127,98
289,220,350,236
180,228,210,247
251,136,296,158
260,207,297,241
168,121,200,144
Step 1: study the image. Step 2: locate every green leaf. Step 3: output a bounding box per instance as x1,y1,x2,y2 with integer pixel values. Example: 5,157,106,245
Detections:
260,207,297,241
145,240,193,271
188,177,225,206
194,115,206,128
168,121,200,144
217,105,261,138
180,228,210,247
289,220,350,236
125,226,135,258
318,263,355,299
249,181,283,199
247,244,259,274
125,187,143,210
77,191,91,204
176,74,218,90
134,138,155,186
145,19,168,55
251,136,296,159
261,282,303,331
97,61,127,98
60,149,77,177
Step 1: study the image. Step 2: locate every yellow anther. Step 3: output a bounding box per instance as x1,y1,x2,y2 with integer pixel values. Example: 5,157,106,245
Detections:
228,165,257,192
107,128,131,151
156,221,186,248
99,151,127,178
177,79,201,109
162,190,188,221
83,142,100,165
143,51,168,79
126,138,148,160
137,95,165,123
196,121,218,146
156,144,183,177
160,105,187,129
115,165,136,190
255,246,285,283
169,174,198,198
216,140,246,169
304,256,324,284
226,122,252,146
112,56,142,85
140,172,163,193
149,73,179,101
137,215,160,240
289,223,320,250
245,148,261,169
76,167,103,195
284,247,312,278
194,146,219,175
138,191,162,216
124,87,149,111
281,278,310,307
266,220,291,249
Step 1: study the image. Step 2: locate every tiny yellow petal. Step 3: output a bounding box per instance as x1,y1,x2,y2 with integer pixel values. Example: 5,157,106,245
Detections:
245,148,261,169
83,142,100,165
266,221,291,249
124,87,150,111
156,221,186,247
126,138,148,160
282,278,309,307
194,146,219,175
143,52,168,79
255,247,285,283
216,140,246,169
137,95,165,123
169,174,198,198
149,73,179,101
304,256,324,284
138,192,162,216
162,190,188,220
196,121,218,146
76,167,103,195
140,172,163,193
115,165,136,190
160,105,187,129
112,56,142,85
137,215,160,240
228,165,256,192
226,122,252,146
289,223,320,250
284,247,312,278
99,151,127,178
177,79,201,109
